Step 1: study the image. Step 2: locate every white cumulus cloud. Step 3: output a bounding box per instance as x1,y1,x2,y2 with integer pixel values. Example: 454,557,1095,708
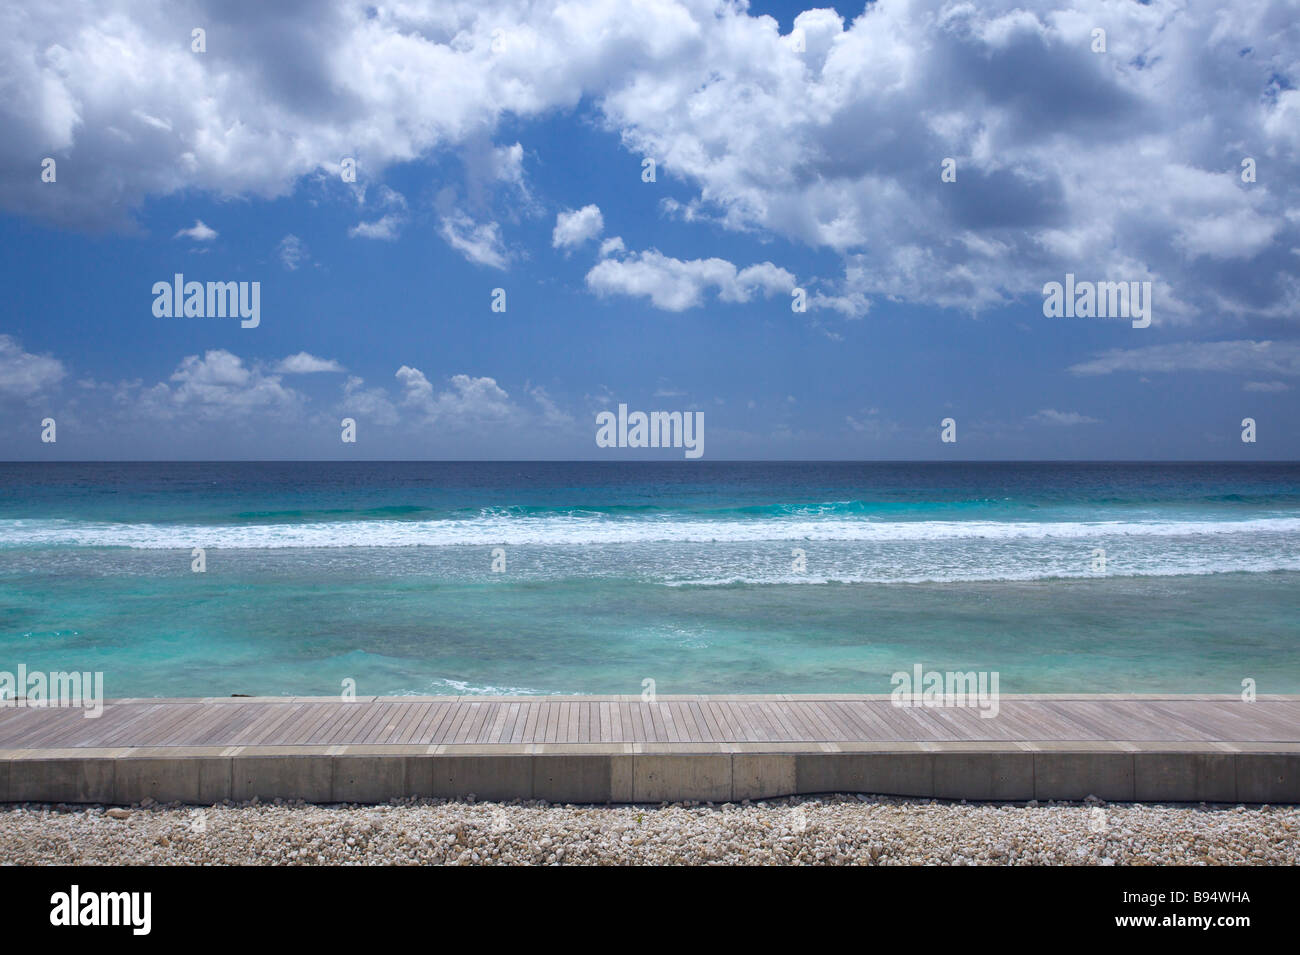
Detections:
0,0,1295,325
586,250,795,311
0,336,66,399
552,204,604,249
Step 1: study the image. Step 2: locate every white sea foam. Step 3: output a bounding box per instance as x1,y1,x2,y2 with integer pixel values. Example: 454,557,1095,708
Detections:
419,678,546,696
660,558,1300,586
2,515,1299,549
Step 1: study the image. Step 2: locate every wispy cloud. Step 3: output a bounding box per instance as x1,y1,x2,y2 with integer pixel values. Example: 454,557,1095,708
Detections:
1069,341,1300,378
348,214,404,241
276,353,344,374
1029,409,1100,426
276,234,308,271
438,213,508,269
173,220,217,242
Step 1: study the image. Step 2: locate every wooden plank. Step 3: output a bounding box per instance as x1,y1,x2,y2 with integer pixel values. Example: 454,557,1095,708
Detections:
1056,700,1172,741
692,700,722,741
613,700,628,743
986,701,1080,741
922,702,1009,742
89,704,174,748
664,702,686,743
377,702,417,744
193,702,263,746
564,701,578,744
3,705,105,748
0,708,33,739
577,700,591,744
745,701,786,741
345,701,393,745
629,700,648,743
1024,701,1112,740
228,703,295,746
543,701,560,744
498,702,522,745
438,701,475,745
397,703,436,745
473,701,501,744
279,704,335,745
837,696,899,743
842,702,898,742
29,704,141,748
418,702,457,745
1216,702,1299,738
705,701,741,742
247,703,310,746
646,701,670,743
549,701,562,744
596,701,609,743
152,702,228,747
867,699,930,741
455,702,488,745
320,701,378,746
769,702,816,741
718,701,758,742
820,701,874,741
558,701,572,744
677,702,702,743
825,701,883,741
797,701,847,741
519,700,541,744
300,703,352,745
3,696,1297,751
1166,701,1292,741
176,702,246,746
895,703,966,741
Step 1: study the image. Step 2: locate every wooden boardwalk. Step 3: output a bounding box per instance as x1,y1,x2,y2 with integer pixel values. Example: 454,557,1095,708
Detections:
1,695,1298,749
1,696,1297,805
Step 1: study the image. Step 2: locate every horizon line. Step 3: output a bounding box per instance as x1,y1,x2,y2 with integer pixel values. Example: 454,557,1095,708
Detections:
3,459,1298,466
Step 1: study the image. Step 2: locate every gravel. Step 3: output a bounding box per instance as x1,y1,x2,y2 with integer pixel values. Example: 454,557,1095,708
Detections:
2,795,1296,865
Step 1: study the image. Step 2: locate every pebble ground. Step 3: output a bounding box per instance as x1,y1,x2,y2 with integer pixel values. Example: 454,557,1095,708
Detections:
2,795,1295,865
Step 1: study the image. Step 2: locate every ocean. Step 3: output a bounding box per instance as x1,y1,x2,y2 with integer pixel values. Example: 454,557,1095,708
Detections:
1,461,1297,697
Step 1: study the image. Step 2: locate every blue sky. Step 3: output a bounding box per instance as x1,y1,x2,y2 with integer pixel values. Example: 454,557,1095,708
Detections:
1,0,1298,459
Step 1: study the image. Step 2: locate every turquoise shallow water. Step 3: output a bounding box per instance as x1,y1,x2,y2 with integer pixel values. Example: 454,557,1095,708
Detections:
1,461,1298,696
